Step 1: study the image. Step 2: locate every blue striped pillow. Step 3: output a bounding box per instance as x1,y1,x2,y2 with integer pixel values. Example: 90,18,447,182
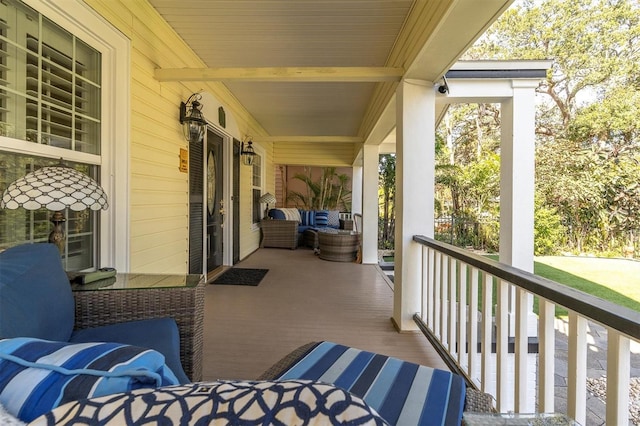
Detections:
315,210,329,226
0,337,180,422
299,210,315,226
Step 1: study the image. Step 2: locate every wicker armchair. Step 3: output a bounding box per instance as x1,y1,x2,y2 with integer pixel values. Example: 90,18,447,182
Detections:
73,278,205,382
260,219,298,249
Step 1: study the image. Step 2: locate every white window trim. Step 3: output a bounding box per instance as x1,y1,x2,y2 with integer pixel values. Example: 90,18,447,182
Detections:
251,144,266,231
19,0,131,270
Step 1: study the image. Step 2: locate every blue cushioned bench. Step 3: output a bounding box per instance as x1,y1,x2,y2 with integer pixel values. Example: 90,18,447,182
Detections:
273,341,466,426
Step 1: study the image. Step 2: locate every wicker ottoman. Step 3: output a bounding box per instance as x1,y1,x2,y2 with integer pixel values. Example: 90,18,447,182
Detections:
318,230,360,262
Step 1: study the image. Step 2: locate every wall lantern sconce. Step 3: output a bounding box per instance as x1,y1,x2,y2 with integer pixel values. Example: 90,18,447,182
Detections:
240,136,256,166
179,93,207,142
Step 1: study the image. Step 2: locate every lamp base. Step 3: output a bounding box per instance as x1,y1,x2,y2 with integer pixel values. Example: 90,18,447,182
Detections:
49,211,66,253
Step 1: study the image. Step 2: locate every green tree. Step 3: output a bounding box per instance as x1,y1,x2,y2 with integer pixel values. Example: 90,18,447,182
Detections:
287,167,351,211
378,154,395,249
460,0,640,255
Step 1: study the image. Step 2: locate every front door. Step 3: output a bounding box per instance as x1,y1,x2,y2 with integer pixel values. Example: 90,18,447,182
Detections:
206,130,224,273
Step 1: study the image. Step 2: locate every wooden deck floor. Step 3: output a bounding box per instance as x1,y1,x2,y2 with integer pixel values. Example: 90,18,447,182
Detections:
201,247,448,381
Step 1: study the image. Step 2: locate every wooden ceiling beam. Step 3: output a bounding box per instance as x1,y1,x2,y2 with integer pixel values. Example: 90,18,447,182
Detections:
154,67,404,82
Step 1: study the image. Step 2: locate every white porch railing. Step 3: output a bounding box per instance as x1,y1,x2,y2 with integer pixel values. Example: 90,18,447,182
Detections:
412,235,640,425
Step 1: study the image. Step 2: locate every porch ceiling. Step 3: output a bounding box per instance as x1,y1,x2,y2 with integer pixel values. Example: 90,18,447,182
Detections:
148,0,513,147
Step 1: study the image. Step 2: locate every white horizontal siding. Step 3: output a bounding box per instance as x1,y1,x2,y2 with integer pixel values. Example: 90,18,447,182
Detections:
274,143,356,166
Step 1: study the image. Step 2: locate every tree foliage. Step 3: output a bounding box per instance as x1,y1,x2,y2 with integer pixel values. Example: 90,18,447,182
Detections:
379,154,395,249
435,0,640,256
287,167,351,211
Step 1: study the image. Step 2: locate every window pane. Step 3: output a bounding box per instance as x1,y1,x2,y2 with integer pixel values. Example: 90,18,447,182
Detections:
0,151,98,271
0,89,28,140
0,1,100,153
252,189,261,224
1,0,40,51
252,154,261,187
76,39,100,85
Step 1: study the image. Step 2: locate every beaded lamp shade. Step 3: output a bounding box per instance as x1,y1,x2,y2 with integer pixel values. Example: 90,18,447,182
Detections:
1,166,108,252
259,192,276,218
0,166,108,211
259,192,276,206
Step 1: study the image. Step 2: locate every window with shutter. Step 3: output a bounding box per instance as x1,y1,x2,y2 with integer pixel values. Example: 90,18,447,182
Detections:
0,0,102,271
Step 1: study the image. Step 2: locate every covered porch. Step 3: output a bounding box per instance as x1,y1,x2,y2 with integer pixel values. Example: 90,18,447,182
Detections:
201,247,446,381
202,244,640,425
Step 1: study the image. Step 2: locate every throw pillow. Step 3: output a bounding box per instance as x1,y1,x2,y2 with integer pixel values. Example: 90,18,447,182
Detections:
30,380,390,426
315,210,329,226
0,404,24,426
299,209,315,226
279,207,301,222
327,210,340,227
267,208,285,219
0,337,180,422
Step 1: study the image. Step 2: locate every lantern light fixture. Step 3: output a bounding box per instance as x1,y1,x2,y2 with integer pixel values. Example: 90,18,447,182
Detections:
179,93,207,142
240,136,256,166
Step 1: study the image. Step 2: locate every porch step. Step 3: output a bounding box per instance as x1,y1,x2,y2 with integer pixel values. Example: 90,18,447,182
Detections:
378,261,394,271
473,336,539,354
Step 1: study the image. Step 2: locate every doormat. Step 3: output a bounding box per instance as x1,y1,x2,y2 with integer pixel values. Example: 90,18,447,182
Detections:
211,268,268,286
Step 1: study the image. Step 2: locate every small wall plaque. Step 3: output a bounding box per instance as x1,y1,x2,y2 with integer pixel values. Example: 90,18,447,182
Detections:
218,106,226,128
179,148,188,173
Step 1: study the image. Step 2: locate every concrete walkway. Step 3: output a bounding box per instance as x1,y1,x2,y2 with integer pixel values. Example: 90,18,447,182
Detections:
555,319,640,425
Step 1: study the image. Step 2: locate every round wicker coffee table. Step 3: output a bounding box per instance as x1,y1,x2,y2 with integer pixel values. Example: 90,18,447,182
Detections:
318,230,360,262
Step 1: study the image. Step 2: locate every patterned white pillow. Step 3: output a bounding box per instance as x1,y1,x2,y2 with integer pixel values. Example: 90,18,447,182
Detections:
327,210,340,227
0,404,25,426
30,380,390,425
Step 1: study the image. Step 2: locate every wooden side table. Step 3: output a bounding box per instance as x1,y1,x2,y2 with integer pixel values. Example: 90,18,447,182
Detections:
72,273,205,382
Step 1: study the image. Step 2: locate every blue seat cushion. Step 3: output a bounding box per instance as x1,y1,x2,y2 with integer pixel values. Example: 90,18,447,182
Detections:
297,225,316,233
0,243,74,342
277,341,466,426
70,317,189,384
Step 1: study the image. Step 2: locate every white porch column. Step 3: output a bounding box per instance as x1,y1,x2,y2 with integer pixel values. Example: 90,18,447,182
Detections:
500,80,537,413
351,164,363,215
499,80,536,271
393,79,436,331
361,144,379,264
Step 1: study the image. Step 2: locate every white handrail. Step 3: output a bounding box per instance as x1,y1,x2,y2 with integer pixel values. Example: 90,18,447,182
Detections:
413,236,637,424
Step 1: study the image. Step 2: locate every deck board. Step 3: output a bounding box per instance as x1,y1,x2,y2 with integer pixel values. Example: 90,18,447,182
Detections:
201,247,448,381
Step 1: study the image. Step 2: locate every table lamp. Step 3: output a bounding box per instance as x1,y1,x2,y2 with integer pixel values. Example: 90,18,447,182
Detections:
259,192,276,218
0,164,109,253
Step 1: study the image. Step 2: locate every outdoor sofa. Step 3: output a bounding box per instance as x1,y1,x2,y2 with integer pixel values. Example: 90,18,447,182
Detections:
260,207,348,249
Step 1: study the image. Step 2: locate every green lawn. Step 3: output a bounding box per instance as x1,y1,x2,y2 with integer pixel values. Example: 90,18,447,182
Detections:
484,254,640,316
533,256,640,316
